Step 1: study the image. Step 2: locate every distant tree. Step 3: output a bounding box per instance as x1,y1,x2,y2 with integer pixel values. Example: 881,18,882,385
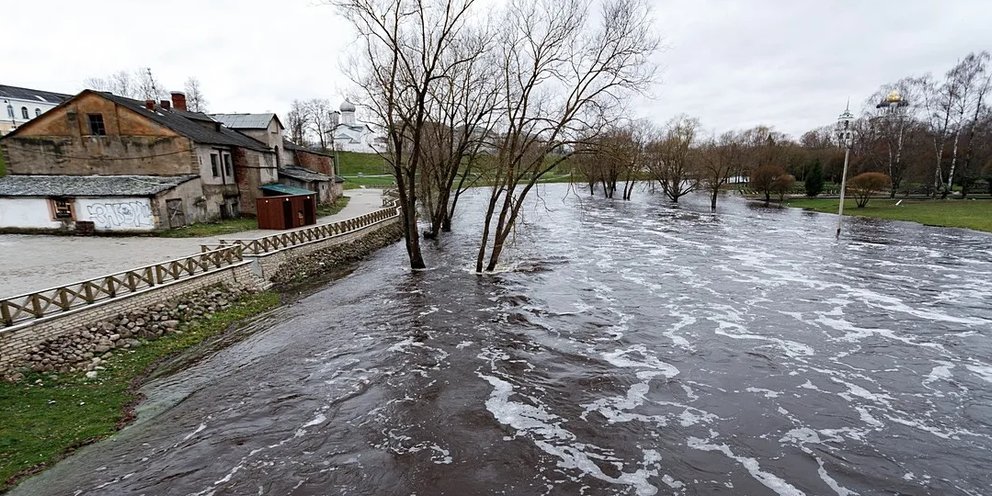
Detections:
646,115,700,203
85,67,164,100
848,172,891,208
302,98,333,150
698,130,742,211
183,77,208,112
771,173,796,202
750,164,788,205
804,159,824,197
286,100,309,145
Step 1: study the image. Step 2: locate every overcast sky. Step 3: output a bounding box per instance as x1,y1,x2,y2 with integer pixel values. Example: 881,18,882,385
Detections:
3,0,988,138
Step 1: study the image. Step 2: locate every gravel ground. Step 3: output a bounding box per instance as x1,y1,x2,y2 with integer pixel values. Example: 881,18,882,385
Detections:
0,189,384,297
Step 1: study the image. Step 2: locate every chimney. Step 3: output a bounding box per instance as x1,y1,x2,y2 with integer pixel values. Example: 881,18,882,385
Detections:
145,99,155,110
171,91,187,112
161,100,171,110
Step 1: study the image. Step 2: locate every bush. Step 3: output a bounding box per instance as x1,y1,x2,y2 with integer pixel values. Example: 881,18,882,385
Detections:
848,172,891,208
805,160,824,197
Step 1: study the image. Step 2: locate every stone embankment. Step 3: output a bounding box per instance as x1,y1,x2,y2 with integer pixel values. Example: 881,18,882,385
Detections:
14,284,255,380
4,217,404,381
269,220,403,288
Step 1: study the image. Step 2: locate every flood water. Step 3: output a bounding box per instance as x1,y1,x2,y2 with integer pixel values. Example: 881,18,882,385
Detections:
15,185,992,496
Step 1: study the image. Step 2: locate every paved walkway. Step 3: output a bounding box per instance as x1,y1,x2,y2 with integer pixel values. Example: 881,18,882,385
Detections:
0,189,384,298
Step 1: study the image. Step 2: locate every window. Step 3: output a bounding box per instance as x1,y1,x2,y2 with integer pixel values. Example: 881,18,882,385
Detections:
50,198,74,220
223,153,233,179
21,107,29,119
210,154,220,177
34,108,41,117
5,104,12,119
87,114,107,135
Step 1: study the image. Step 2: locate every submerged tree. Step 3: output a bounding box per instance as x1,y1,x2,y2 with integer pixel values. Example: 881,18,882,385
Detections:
474,0,657,272
646,115,700,203
750,164,788,206
334,0,479,269
698,130,742,210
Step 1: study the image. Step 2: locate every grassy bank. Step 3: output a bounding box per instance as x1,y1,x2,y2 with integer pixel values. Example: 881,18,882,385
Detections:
0,152,6,176
0,290,281,491
786,198,992,233
336,151,389,176
159,196,351,238
342,175,395,190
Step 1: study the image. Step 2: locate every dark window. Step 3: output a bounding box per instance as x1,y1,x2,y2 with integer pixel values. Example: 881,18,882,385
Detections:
223,154,233,178
210,154,220,177
21,107,29,119
6,104,14,118
87,114,107,135
51,198,74,220
35,108,41,117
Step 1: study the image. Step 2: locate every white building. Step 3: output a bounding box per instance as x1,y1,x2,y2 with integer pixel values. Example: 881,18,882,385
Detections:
330,100,386,154
0,84,71,135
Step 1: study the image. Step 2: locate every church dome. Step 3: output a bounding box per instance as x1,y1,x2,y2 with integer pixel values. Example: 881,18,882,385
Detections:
340,100,356,112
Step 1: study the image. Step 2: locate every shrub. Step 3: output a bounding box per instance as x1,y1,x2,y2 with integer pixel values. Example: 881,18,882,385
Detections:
805,160,824,197
848,172,891,208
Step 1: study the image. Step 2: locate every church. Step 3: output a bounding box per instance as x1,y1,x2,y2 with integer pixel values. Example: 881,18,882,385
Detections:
331,100,386,154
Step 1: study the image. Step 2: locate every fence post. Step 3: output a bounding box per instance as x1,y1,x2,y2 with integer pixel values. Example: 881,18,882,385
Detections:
1,302,12,326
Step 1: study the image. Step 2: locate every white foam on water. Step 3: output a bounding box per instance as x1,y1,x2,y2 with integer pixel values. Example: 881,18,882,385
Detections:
714,321,814,358
816,457,857,496
601,346,680,379
479,373,661,495
455,340,474,349
181,422,207,443
922,361,955,392
966,364,992,384
745,387,781,398
687,437,806,496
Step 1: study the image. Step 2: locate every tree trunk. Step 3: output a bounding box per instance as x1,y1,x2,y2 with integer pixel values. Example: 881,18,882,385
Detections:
710,187,718,211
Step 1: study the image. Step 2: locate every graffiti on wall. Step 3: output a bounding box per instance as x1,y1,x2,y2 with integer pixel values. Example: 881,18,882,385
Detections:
85,201,154,229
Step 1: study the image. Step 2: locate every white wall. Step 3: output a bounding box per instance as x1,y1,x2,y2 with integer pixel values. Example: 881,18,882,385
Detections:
1,97,61,135
75,198,156,232
0,198,62,229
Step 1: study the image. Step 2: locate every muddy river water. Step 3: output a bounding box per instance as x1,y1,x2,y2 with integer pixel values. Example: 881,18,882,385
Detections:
14,186,992,495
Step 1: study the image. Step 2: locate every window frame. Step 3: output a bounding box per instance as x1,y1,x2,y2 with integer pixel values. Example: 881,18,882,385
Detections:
34,108,41,117
50,197,75,220
20,107,29,119
223,153,233,179
87,113,107,136
210,153,220,178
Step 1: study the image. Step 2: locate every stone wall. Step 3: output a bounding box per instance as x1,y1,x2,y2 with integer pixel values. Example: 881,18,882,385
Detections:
16,284,255,380
0,262,260,376
1,214,403,378
256,218,402,289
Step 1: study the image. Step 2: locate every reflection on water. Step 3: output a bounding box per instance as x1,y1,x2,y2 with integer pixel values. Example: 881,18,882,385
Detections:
14,186,992,496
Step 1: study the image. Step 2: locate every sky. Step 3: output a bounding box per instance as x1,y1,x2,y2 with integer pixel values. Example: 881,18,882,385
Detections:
2,0,989,139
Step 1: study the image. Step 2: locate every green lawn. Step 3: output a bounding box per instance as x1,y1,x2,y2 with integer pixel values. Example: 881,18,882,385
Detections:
156,217,258,238
316,195,350,217
0,291,281,491
0,152,6,176
336,151,390,176
786,198,992,233
342,175,396,190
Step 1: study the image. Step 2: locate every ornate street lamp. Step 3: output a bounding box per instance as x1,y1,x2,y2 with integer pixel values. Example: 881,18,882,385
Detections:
835,102,855,239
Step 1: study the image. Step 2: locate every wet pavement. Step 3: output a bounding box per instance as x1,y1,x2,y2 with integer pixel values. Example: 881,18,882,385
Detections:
0,189,382,297
12,185,992,495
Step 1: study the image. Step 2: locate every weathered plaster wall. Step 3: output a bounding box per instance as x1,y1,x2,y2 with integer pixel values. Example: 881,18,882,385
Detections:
2,93,198,176
75,197,156,231
0,198,62,229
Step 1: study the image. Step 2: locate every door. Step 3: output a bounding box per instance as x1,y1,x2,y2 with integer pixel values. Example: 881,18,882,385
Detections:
282,199,293,229
166,199,186,227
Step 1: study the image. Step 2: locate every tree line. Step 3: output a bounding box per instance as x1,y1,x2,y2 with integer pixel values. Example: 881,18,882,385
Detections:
574,50,992,208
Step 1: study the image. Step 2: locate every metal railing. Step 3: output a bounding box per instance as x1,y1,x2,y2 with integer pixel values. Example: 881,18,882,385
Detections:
0,246,245,328
210,203,400,256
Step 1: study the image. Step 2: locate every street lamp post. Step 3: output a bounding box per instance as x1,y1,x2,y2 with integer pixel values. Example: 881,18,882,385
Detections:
835,103,855,239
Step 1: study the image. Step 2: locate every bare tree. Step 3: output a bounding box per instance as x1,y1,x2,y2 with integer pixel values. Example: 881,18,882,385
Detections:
865,78,917,196
334,0,480,270
474,0,657,272
418,28,501,237
303,98,334,150
750,164,789,206
184,77,209,112
646,115,700,203
699,130,742,211
848,172,891,208
286,100,310,146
